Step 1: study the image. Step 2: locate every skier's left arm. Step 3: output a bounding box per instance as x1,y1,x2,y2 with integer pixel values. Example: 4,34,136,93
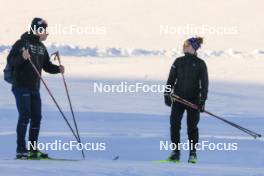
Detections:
164,61,178,107
199,61,209,112
200,61,209,101
43,49,61,74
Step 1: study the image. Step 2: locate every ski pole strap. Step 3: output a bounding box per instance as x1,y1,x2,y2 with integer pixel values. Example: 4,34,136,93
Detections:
51,51,62,65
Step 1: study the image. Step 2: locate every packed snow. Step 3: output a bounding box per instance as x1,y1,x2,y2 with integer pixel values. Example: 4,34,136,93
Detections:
0,0,264,175
0,54,264,176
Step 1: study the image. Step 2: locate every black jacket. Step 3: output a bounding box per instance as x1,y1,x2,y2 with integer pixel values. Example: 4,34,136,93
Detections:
7,32,60,89
165,53,209,101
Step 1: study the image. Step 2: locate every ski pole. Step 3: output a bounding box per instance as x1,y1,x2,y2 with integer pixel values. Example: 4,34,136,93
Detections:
202,109,261,138
51,51,85,159
26,56,79,142
172,95,261,138
170,94,259,137
170,93,262,139
171,94,262,138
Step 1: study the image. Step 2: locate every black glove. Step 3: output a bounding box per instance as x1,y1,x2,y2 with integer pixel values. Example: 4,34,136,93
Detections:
199,100,205,112
164,94,172,107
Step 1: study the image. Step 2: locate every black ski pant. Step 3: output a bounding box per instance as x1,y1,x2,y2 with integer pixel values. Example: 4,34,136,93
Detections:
12,87,42,153
170,99,200,153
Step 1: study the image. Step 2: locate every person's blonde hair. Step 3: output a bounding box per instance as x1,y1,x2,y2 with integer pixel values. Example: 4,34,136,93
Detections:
184,37,204,50
196,37,203,45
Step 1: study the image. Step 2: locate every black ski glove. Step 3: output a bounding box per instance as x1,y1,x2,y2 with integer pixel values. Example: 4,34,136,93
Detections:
164,94,172,107
199,100,206,112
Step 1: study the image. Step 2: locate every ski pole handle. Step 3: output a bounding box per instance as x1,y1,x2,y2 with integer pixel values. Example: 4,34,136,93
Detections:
51,51,62,65
170,94,199,110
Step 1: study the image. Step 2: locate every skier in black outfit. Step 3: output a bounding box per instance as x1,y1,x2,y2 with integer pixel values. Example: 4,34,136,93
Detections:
7,18,65,159
164,37,208,163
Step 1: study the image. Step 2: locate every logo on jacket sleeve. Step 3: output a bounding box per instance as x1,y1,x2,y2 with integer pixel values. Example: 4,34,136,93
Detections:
29,44,45,55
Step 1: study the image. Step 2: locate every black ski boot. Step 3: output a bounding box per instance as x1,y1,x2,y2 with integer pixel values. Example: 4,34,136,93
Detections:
28,150,49,160
188,151,197,164
168,150,180,163
16,152,29,160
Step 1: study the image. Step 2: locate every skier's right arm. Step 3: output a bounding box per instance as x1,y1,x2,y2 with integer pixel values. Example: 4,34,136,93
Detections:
164,61,177,107
7,40,27,67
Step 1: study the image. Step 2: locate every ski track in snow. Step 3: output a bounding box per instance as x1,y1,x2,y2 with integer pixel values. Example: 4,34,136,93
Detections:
1,131,263,141
0,160,264,176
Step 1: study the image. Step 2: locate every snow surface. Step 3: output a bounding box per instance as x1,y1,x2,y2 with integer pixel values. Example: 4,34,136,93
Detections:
1,0,264,175
0,54,264,176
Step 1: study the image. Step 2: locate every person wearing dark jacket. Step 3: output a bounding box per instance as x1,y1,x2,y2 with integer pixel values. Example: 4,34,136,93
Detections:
164,37,208,163
7,18,64,159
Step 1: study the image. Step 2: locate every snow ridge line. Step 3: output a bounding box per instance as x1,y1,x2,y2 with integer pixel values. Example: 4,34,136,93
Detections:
1,43,264,57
